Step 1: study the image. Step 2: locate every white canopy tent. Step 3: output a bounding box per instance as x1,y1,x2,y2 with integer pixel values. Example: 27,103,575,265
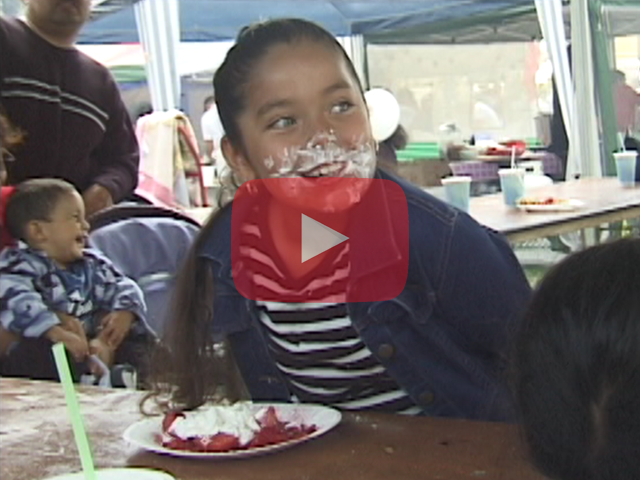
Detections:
101,0,638,180
133,0,180,111
130,0,368,112
536,0,603,179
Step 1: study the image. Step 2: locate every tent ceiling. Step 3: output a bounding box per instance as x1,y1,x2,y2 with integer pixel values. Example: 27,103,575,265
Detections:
363,5,561,44
78,0,540,44
80,0,638,46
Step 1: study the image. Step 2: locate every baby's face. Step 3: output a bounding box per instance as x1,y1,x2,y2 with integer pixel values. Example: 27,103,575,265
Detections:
38,191,89,267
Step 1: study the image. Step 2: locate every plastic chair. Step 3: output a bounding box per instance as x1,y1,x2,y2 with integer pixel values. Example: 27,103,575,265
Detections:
88,204,200,335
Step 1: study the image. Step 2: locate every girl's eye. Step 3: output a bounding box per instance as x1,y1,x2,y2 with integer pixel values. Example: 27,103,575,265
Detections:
269,117,297,130
331,101,354,114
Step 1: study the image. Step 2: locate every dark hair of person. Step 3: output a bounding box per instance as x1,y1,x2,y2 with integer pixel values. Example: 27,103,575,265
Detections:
203,95,215,113
513,238,640,480
384,124,409,152
144,18,365,412
5,178,77,241
377,125,408,173
214,17,363,152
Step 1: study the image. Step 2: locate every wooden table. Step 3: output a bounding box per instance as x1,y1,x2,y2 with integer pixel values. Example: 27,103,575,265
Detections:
0,378,545,480
469,177,640,243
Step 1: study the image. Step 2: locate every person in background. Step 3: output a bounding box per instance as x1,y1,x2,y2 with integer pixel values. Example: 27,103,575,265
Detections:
377,124,408,174
147,18,531,422
513,238,640,480
0,179,156,386
200,94,228,177
1,112,22,249
0,0,139,217
613,70,640,134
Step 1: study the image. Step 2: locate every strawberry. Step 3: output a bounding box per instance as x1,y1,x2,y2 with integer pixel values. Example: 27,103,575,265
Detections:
197,433,241,452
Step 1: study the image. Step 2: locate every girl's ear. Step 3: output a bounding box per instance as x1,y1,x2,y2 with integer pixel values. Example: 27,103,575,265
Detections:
221,136,257,182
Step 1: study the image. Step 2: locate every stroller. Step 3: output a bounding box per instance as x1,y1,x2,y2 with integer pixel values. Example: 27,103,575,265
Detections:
88,204,201,336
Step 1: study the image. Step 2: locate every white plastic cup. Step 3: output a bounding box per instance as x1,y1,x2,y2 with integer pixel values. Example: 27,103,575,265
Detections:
441,176,472,212
43,468,175,480
614,151,637,187
498,168,525,207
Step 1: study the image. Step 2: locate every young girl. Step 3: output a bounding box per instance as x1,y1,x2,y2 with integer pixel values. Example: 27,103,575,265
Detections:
151,18,531,421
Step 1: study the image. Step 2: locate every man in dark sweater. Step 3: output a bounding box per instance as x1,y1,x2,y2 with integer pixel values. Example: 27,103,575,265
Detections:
0,0,139,216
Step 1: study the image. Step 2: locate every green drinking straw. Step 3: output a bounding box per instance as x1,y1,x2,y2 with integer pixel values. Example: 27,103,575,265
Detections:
52,343,97,480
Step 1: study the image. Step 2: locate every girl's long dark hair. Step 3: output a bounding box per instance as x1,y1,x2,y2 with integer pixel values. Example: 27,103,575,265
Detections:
145,18,363,412
144,206,247,412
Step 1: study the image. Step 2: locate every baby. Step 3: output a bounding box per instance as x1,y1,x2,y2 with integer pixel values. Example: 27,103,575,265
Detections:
0,178,155,385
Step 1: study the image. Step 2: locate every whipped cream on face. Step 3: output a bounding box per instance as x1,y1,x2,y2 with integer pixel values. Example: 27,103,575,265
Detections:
167,403,267,446
268,132,376,180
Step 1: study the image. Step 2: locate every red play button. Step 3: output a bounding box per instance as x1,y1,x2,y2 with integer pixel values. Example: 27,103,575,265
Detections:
231,177,409,303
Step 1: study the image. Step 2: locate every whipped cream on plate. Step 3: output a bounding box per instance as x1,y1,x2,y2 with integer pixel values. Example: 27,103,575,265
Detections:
166,403,267,446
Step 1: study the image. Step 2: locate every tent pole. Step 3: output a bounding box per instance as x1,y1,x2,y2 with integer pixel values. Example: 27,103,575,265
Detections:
571,0,602,178
590,0,618,175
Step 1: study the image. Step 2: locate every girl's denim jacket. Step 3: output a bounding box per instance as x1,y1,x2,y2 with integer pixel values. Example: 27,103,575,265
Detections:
199,171,532,422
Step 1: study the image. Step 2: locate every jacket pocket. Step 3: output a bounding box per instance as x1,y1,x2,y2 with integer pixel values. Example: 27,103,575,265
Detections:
362,286,435,327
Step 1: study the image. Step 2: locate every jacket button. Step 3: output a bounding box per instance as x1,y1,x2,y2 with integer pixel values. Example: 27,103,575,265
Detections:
377,343,395,359
419,392,435,405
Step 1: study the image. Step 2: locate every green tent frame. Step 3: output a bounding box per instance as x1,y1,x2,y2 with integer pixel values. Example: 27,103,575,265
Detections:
591,0,640,176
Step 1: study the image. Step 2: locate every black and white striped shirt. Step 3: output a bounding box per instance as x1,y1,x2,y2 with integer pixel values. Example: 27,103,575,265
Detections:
240,210,420,414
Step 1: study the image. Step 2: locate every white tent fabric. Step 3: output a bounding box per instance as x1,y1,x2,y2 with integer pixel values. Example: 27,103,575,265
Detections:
535,0,579,178
535,0,603,179
570,0,601,178
134,0,181,111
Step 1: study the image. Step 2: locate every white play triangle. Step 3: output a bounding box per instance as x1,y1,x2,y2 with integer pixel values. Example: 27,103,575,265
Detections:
301,214,349,263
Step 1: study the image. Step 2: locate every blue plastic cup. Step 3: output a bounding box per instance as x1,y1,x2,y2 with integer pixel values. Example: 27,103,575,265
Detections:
441,176,472,212
498,168,525,207
614,152,637,188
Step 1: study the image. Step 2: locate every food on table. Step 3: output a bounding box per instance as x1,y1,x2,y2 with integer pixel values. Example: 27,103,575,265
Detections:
159,403,317,452
517,197,571,206
484,140,527,157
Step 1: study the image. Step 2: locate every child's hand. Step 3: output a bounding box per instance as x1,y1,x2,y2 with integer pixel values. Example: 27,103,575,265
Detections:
98,311,135,349
46,326,89,362
55,312,88,345
89,337,115,373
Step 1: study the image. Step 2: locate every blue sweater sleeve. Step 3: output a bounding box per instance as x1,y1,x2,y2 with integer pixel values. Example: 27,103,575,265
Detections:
86,249,147,323
0,248,61,337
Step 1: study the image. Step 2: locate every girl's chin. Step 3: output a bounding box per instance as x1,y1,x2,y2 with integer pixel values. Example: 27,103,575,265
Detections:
268,177,372,213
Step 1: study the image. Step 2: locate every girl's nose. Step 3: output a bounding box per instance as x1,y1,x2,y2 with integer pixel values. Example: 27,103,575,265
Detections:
307,127,337,148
